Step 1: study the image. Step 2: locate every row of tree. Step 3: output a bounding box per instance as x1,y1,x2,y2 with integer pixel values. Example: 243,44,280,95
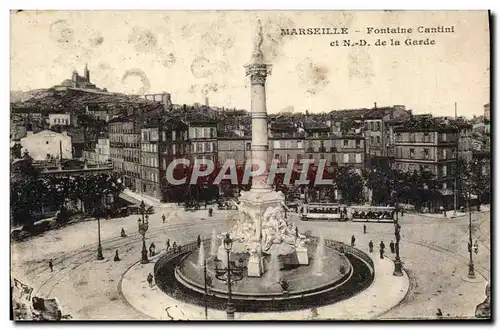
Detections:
11,154,124,228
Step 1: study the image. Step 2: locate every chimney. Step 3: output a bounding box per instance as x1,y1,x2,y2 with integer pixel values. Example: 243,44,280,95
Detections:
374,102,377,108
205,97,209,107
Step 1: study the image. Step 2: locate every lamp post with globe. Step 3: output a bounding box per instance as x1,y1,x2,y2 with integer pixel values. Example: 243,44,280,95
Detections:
214,233,244,320
137,200,149,264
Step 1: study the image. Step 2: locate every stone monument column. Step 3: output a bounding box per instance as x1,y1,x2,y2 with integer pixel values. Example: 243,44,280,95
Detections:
245,20,272,193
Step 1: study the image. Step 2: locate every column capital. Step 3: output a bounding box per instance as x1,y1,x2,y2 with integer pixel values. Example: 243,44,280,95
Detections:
245,63,272,85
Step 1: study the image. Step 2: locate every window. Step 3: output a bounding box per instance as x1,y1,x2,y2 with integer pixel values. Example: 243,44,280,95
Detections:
442,133,447,141
172,144,176,155
396,133,401,142
370,136,374,144
423,132,430,142
376,122,381,131
343,153,349,164
274,140,281,149
423,148,430,159
442,182,447,190
308,154,313,159
343,139,349,147
355,153,362,164
172,131,176,141
442,149,447,159
356,140,361,148
410,133,415,142
442,165,447,177
275,154,279,159
246,142,251,150
409,148,415,159
376,136,381,144
320,153,324,159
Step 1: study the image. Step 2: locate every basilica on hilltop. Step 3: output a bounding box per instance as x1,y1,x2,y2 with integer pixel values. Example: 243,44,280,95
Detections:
53,64,105,92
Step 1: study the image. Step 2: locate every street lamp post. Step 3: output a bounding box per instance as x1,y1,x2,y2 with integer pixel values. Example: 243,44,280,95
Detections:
203,258,208,320
96,211,104,260
137,200,149,264
393,207,403,276
467,192,476,279
214,233,244,320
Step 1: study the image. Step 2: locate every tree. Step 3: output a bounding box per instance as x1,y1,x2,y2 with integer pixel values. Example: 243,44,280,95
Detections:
338,167,363,204
10,157,46,227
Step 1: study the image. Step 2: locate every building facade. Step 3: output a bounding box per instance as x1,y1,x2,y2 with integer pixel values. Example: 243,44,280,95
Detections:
20,130,72,161
109,117,141,192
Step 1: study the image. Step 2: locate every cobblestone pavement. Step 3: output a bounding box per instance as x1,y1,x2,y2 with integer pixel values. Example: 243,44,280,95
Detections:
10,206,490,320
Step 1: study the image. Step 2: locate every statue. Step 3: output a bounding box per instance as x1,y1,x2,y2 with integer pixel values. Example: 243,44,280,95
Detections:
252,19,264,63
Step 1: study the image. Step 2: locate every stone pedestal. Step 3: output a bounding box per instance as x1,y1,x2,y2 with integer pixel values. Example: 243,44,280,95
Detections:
239,189,285,241
296,245,309,265
247,252,263,277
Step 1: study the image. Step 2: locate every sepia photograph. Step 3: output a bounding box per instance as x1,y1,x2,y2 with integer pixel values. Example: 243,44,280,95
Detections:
9,10,491,321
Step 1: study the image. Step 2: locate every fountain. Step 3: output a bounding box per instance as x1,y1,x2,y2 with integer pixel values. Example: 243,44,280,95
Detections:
197,241,205,269
210,228,218,257
314,235,325,275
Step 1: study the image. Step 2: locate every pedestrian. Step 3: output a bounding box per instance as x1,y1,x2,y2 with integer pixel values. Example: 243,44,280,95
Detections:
114,250,121,262
440,205,445,216
363,224,367,234
368,240,374,253
208,208,213,217
172,241,177,252
162,213,166,224
48,259,53,272
205,201,208,210
120,228,127,238
197,235,201,248
295,226,299,238
379,241,385,259
343,207,348,218
474,240,479,254
149,242,156,257
390,240,395,253
147,273,154,287
351,235,356,247
166,239,170,251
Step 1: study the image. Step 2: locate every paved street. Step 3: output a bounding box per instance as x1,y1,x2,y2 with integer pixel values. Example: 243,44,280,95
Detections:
10,206,490,320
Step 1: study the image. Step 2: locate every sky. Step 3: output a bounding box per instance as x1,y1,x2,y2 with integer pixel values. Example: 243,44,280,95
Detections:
10,10,490,117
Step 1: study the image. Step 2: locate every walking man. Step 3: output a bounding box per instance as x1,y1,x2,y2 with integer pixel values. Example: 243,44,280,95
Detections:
379,241,385,259
147,273,154,287
166,239,170,251
149,242,156,257
363,224,367,234
114,250,121,262
368,240,374,253
351,235,356,247
162,213,166,224
120,228,127,238
390,240,395,253
197,235,201,248
48,259,53,272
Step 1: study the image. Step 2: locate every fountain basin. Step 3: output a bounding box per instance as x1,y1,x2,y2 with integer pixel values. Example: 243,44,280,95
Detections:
154,238,375,313
173,240,352,299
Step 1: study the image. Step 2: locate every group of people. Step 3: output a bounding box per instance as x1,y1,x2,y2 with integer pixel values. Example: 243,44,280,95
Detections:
367,239,397,259
352,210,395,220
